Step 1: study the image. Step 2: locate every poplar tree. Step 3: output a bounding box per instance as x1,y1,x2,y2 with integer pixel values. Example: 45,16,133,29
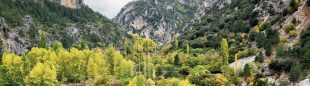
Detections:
221,39,229,66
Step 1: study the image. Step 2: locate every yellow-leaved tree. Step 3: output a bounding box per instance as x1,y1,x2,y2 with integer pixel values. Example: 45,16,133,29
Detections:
26,48,57,68
1,53,24,85
157,78,192,86
128,75,155,86
178,79,192,86
87,49,109,85
114,59,135,84
143,54,156,79
26,62,58,85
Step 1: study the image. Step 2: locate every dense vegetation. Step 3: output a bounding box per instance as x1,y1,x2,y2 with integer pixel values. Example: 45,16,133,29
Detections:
0,0,309,85
0,0,126,48
0,0,109,26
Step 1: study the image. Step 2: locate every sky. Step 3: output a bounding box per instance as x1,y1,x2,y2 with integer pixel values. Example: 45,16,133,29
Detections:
84,0,133,19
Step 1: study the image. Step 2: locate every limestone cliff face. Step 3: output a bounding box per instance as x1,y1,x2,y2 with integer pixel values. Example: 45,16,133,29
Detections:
115,0,231,44
60,0,83,8
51,0,83,8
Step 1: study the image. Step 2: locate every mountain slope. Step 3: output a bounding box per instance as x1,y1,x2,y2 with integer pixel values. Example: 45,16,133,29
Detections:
0,0,127,54
114,0,231,44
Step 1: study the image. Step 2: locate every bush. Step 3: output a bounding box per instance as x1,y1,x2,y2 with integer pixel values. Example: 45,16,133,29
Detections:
288,30,297,37
269,60,292,71
288,0,299,14
284,22,295,33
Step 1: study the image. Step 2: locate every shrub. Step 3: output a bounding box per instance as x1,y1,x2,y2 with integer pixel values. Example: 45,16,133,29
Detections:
288,30,297,37
255,78,269,86
288,0,299,14
269,60,292,71
285,22,295,33
279,36,287,43
276,44,286,57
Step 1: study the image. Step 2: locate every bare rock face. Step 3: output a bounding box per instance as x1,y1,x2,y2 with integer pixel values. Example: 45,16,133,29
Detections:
51,0,83,8
60,0,83,8
0,17,31,54
115,0,230,44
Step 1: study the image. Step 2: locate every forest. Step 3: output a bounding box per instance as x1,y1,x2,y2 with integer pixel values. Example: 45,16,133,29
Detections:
0,0,310,86
0,30,308,85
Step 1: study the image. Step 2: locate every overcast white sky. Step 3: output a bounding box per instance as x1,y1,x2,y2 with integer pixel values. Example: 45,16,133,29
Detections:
84,0,133,19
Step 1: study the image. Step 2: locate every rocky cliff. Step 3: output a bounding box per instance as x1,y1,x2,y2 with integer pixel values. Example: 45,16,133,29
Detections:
114,0,231,45
51,0,83,8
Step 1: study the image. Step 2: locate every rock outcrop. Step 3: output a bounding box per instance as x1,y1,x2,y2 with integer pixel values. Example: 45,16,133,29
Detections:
51,0,83,8
60,0,83,8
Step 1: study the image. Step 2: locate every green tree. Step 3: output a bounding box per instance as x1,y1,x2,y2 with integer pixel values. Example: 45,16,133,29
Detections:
188,65,210,85
40,33,47,49
276,44,286,57
301,41,310,61
255,32,266,48
265,25,279,44
255,52,264,63
264,41,273,56
243,63,254,78
52,41,63,52
28,24,38,39
221,39,229,66
289,64,301,82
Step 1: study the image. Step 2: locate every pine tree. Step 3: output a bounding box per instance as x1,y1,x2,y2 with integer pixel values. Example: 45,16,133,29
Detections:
264,41,272,56
255,52,264,63
243,63,253,78
289,64,301,82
